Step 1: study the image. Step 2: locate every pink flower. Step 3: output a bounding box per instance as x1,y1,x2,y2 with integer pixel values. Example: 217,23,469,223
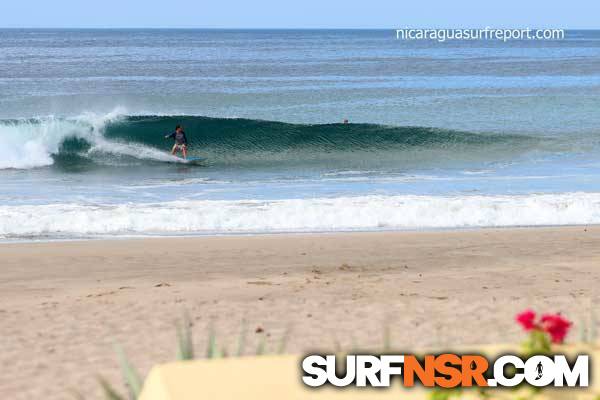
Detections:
541,314,572,344
516,309,537,331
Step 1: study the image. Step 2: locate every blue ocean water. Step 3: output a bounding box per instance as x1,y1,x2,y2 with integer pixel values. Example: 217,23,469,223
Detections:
1,29,600,238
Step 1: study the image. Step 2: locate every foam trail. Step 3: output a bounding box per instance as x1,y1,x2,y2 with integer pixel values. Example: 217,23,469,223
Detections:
2,193,600,237
89,137,185,163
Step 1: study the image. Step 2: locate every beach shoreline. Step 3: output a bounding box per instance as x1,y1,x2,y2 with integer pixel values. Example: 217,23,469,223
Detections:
3,222,599,244
1,226,598,399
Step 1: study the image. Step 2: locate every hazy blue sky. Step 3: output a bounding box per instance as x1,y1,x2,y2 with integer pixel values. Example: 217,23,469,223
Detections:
1,0,598,28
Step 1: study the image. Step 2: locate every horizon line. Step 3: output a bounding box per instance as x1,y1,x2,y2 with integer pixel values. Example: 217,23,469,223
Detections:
1,26,598,30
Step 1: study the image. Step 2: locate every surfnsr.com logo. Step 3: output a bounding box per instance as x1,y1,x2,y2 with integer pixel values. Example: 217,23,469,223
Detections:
302,354,589,388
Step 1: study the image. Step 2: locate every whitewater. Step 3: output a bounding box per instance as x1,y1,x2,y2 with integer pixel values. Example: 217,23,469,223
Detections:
0,112,185,170
2,193,600,238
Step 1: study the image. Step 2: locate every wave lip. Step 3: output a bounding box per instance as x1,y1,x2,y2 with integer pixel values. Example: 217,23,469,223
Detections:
2,193,600,238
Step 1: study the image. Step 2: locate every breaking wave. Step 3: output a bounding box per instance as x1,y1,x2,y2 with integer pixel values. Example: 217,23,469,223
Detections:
0,112,541,170
2,193,600,238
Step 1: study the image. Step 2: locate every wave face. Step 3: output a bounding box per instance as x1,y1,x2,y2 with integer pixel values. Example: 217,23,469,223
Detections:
0,113,540,170
2,193,600,238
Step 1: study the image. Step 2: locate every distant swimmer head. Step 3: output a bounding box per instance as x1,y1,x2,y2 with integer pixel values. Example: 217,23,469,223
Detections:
343,119,349,124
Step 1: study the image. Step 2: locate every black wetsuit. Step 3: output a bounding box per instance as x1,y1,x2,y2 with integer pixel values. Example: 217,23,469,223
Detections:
166,130,188,145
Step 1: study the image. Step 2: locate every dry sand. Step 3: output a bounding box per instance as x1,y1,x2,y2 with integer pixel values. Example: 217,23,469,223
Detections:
1,227,599,399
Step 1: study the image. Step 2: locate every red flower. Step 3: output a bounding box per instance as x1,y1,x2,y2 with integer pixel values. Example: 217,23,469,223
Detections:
516,309,537,331
541,314,572,344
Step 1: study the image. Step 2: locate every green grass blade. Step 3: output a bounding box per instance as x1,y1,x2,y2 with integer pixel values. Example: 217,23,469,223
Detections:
383,323,391,352
277,327,291,354
429,387,462,400
256,334,266,355
176,313,194,360
115,346,143,399
590,310,597,343
236,320,247,357
206,324,219,358
578,316,587,343
98,376,127,400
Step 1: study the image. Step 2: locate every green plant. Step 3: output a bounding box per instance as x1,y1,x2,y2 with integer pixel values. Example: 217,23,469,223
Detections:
116,345,143,398
99,376,128,400
277,326,291,354
206,323,221,359
175,312,194,361
383,323,391,352
521,328,551,356
256,334,266,355
236,320,247,356
429,310,575,400
98,316,290,399
578,309,597,344
97,345,143,400
429,387,462,400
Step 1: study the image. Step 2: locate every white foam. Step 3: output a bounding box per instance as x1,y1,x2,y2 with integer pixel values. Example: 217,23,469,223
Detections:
0,117,76,169
0,109,191,169
0,110,127,170
2,193,600,238
88,136,184,163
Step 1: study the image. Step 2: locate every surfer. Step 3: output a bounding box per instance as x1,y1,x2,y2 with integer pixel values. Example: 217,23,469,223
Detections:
165,125,188,159
535,361,543,380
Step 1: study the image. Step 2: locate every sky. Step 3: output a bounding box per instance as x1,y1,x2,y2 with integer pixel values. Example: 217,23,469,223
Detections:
1,0,598,29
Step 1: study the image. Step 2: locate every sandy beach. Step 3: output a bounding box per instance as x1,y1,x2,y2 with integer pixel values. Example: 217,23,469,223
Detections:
1,227,598,399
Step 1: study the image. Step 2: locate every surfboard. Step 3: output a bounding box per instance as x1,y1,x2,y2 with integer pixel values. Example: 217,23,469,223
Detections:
182,156,205,164
165,153,205,164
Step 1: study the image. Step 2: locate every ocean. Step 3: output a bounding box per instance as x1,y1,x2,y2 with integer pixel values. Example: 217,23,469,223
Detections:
1,29,600,239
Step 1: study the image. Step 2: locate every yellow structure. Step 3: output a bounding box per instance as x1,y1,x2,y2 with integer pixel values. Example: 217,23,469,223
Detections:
139,345,599,400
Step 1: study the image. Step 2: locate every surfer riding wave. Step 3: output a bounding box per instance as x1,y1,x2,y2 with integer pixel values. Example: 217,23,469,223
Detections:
165,124,188,159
